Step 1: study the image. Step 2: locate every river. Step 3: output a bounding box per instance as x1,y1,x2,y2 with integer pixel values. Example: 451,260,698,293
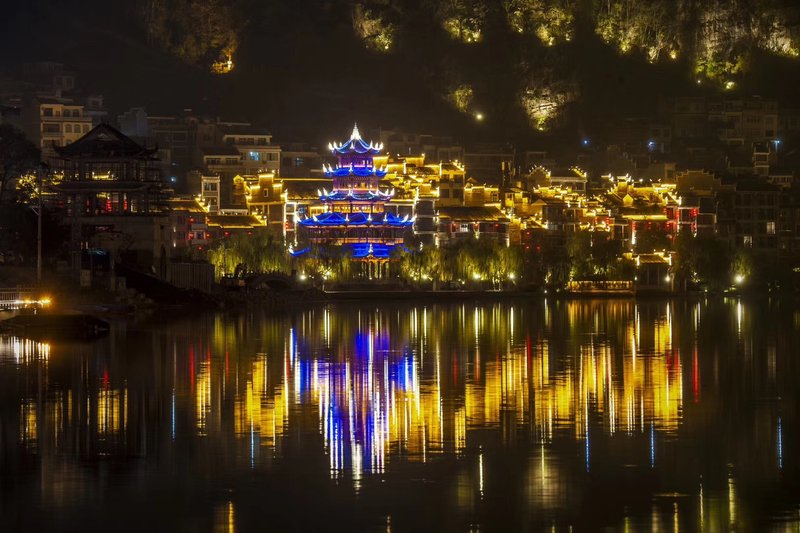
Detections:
1,298,798,531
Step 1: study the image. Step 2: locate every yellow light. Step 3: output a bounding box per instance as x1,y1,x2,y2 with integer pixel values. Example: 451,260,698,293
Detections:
725,80,735,90
472,272,481,281
734,274,744,285
475,112,484,121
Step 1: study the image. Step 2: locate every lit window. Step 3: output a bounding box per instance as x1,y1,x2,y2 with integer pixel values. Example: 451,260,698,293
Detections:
743,235,753,247
767,221,776,235
249,151,261,161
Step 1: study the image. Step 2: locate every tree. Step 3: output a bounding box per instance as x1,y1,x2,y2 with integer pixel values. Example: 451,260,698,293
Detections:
0,125,40,205
674,233,732,291
208,229,288,278
633,226,671,254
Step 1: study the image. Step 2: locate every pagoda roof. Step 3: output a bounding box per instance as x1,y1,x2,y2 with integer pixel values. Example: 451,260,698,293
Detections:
319,189,394,202
324,164,388,178
298,211,414,227
206,214,264,228
437,206,509,222
51,180,153,192
54,123,158,159
328,124,384,155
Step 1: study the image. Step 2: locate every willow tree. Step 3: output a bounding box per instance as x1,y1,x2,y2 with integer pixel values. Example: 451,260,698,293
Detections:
208,230,288,278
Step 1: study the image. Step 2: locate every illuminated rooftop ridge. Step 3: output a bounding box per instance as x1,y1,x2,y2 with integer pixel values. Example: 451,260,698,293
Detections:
327,124,384,155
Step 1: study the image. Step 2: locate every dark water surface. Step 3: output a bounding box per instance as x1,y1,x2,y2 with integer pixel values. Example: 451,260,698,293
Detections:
1,298,799,532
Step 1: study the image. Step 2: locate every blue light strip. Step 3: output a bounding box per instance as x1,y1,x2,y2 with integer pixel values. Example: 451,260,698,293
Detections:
324,166,387,178
298,212,414,228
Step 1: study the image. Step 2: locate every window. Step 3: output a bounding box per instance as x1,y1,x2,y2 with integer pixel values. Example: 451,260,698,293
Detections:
65,124,72,133
767,221,776,235
83,124,89,133
42,107,53,117
743,235,753,247
249,151,261,161
294,157,305,167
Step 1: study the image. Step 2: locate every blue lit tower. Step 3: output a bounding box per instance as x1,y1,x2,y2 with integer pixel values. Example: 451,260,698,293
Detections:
296,125,413,263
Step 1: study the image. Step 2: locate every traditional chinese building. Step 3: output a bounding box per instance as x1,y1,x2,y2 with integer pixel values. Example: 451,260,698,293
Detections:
49,123,169,276
294,125,413,271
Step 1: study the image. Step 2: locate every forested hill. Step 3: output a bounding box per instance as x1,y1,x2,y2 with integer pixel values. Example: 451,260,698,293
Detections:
2,0,800,145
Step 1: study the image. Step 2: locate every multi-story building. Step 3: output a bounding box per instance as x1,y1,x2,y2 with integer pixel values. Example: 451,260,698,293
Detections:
293,126,413,272
233,172,287,236
48,123,168,276
23,97,92,161
463,143,513,182
279,142,324,178
200,174,221,213
732,180,780,252
217,124,281,175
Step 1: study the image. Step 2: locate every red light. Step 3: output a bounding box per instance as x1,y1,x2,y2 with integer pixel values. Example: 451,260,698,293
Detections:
224,231,230,237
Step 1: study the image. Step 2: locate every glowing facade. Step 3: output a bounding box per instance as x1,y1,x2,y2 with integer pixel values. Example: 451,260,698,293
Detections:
294,126,413,261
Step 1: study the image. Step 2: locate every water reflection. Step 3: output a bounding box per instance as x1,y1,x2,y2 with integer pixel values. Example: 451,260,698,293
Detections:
1,298,799,531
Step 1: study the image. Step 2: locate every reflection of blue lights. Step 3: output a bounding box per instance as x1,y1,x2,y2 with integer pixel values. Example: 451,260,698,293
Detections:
778,416,783,469
585,422,590,472
650,423,655,468
171,389,176,440
299,359,313,396
251,421,256,469
582,138,590,147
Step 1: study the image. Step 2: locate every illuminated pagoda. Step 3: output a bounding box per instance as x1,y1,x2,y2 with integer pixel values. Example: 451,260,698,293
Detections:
294,125,413,271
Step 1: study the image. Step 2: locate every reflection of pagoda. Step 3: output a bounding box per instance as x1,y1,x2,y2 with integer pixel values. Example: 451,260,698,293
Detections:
295,125,413,262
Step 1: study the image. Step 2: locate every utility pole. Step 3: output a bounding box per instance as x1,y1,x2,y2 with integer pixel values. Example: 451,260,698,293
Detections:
35,163,47,285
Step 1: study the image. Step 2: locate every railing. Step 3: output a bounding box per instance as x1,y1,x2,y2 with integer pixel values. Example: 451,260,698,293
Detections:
0,288,39,309
566,280,634,293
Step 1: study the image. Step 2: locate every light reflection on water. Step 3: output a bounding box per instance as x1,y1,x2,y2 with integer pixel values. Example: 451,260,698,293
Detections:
0,298,798,531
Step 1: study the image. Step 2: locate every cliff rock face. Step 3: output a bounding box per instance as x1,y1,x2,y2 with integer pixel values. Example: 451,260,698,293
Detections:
136,0,799,135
